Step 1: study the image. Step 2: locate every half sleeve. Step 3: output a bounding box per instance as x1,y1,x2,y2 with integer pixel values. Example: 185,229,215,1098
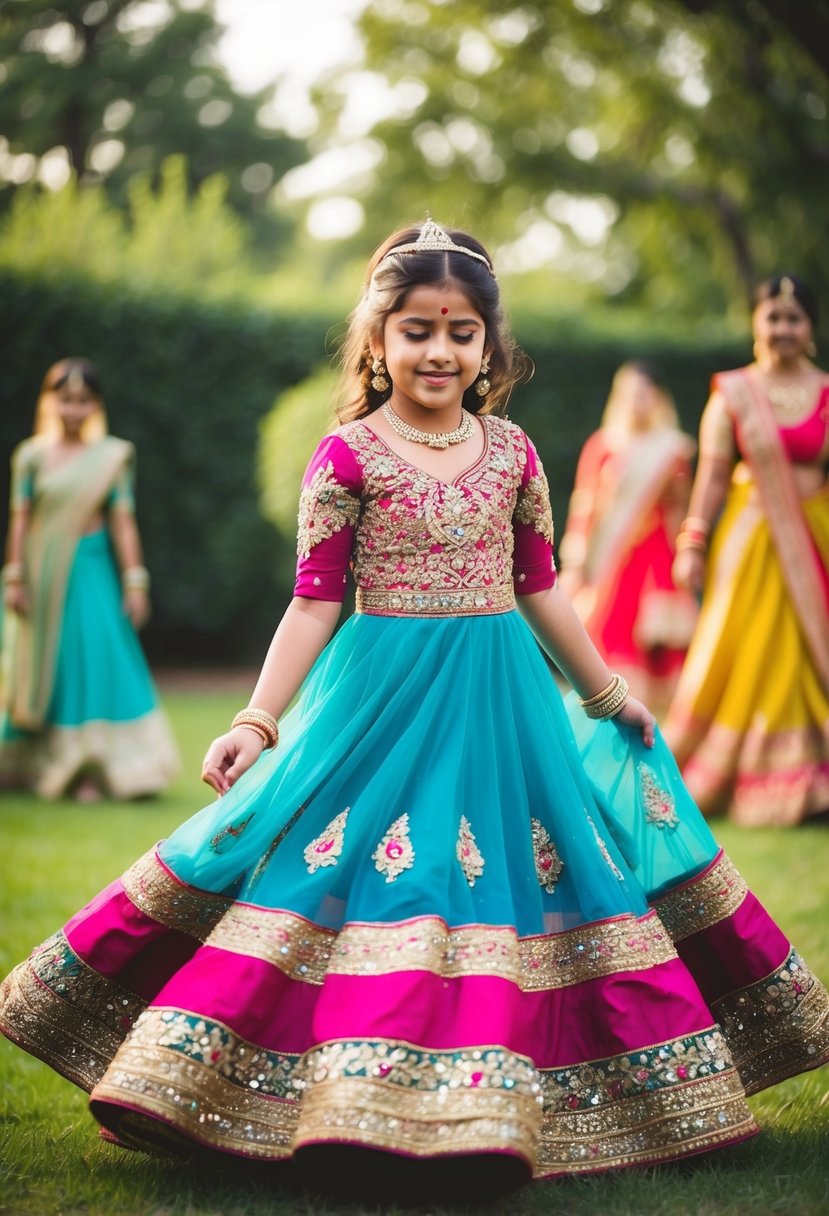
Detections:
512,434,557,595
294,434,363,602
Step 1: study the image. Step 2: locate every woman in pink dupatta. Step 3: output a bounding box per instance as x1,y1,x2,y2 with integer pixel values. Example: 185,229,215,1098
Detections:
665,275,829,825
559,361,698,716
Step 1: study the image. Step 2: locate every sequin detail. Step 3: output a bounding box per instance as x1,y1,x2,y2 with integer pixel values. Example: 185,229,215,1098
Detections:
210,813,256,853
713,947,829,1094
586,814,624,880
296,462,361,558
372,813,415,882
651,851,748,941
341,418,540,611
531,819,564,894
248,804,307,889
514,472,555,546
456,816,485,887
304,808,350,874
639,764,679,829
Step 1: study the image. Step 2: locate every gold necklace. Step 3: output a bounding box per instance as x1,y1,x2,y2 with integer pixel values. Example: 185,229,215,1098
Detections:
382,402,474,449
764,381,813,416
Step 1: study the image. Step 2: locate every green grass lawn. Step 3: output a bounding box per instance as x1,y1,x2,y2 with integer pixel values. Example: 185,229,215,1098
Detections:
1,689,828,1215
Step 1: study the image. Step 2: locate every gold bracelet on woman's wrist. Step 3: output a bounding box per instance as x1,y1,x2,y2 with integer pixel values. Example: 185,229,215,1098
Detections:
231,708,279,749
579,674,629,720
122,565,150,592
2,563,24,586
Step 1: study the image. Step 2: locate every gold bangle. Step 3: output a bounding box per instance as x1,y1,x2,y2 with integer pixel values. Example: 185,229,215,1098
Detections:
231,708,279,749
581,674,629,720
675,533,708,552
122,565,150,591
579,674,618,709
681,516,711,536
2,563,24,585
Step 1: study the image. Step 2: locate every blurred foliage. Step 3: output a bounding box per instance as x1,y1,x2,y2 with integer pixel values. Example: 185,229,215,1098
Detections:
0,156,254,298
258,365,340,537
0,0,305,250
308,0,829,320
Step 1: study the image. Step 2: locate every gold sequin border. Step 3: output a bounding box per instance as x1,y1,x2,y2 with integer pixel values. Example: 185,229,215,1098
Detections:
88,1009,756,1175
713,947,829,1095
0,931,145,1092
651,852,748,941
355,585,516,617
119,851,678,992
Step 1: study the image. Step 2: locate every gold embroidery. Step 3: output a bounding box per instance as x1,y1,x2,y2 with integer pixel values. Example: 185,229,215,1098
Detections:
372,813,415,882
586,814,624,880
0,932,146,1092
639,764,679,830
248,804,307,888
296,461,361,558
514,471,555,546
304,808,350,873
651,852,748,941
122,849,231,939
355,585,515,617
343,417,530,610
206,908,677,989
456,816,485,887
209,812,256,853
713,948,829,1094
531,819,564,894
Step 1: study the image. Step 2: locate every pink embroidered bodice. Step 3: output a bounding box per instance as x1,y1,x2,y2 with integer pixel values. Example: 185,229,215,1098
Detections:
294,415,557,616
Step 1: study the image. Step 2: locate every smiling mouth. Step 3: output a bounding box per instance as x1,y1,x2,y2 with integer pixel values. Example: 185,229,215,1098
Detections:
419,371,457,383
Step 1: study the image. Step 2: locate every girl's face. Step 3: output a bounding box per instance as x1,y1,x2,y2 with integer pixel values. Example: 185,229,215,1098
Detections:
54,383,100,437
375,283,489,417
752,296,813,364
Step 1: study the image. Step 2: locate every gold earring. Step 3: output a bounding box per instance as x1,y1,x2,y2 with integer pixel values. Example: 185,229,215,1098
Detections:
371,357,389,393
807,339,817,358
752,340,764,362
475,356,491,398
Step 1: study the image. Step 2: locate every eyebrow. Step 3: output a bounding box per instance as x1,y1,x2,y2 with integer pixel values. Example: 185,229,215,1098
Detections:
398,315,482,326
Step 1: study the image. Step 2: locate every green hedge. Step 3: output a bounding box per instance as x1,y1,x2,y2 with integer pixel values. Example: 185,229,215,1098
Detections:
1,267,747,660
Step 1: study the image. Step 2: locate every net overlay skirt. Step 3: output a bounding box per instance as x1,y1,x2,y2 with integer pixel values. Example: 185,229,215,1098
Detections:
1,611,827,1180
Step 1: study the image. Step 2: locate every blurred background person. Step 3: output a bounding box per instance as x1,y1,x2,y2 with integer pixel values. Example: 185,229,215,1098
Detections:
666,275,829,825
0,358,179,801
558,360,698,716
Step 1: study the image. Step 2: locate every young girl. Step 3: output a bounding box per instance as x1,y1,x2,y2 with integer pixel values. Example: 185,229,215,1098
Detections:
0,228,826,1195
0,358,179,800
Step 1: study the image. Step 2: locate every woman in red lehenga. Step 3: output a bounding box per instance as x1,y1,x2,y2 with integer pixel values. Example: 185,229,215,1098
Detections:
665,274,829,825
559,362,698,716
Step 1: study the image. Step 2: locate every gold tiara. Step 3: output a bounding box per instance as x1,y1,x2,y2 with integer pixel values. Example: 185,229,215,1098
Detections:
66,366,86,390
779,275,796,302
380,219,493,273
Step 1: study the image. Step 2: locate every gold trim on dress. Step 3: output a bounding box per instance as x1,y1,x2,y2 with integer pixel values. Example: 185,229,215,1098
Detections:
456,815,485,887
531,819,565,894
514,471,555,546
372,814,415,882
296,461,361,559
355,585,515,617
651,852,748,941
0,931,146,1092
121,848,232,939
304,808,350,873
712,947,829,1095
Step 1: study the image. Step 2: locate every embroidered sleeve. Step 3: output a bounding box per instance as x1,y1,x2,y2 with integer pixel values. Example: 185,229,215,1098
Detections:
512,433,557,595
294,435,363,602
698,383,736,462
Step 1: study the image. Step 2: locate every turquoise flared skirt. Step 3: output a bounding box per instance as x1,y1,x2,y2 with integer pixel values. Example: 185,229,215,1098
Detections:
2,608,827,1183
0,530,179,798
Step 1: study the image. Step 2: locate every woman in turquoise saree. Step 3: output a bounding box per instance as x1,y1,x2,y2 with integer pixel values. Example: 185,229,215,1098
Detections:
0,358,179,800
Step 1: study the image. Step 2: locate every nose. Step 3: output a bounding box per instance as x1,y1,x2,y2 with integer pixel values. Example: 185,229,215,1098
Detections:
425,333,453,364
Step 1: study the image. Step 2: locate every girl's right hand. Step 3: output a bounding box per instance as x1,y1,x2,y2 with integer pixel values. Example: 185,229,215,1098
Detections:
672,548,706,595
4,583,29,616
201,726,265,796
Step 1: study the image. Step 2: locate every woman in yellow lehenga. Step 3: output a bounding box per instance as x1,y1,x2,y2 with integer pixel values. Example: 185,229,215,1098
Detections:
0,358,180,800
664,274,829,825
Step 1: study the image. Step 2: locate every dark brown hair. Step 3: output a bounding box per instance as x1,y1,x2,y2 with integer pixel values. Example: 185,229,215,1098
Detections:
753,274,818,328
336,225,531,423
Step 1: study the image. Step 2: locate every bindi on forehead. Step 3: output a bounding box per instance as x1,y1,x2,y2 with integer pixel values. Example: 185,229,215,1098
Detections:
441,307,449,314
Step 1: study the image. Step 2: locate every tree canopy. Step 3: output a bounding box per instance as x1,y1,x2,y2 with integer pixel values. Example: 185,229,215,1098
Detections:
307,0,829,320
0,0,305,247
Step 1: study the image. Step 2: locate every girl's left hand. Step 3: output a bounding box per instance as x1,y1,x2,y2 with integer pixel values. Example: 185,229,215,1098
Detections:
615,695,656,747
123,588,150,629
